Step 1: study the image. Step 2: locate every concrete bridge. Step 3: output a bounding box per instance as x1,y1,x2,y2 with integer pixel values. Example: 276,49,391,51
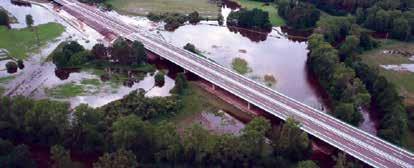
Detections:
53,0,414,167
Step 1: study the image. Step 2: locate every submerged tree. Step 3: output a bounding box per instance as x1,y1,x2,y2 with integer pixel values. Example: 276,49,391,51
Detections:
154,71,165,87
0,10,9,27
188,11,201,24
5,61,17,73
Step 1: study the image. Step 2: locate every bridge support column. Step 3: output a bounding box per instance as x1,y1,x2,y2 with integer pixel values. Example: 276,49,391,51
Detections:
183,69,187,73
247,102,251,110
212,83,216,90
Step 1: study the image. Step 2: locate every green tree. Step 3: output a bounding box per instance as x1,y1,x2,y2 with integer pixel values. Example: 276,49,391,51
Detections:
50,145,81,168
0,144,36,168
68,50,91,67
188,11,200,24
5,61,17,73
52,41,85,68
69,104,105,153
359,32,378,50
131,40,147,65
93,149,138,168
182,124,213,164
111,38,131,65
24,100,70,145
0,139,14,156
112,114,152,155
25,14,39,46
239,117,271,163
391,17,410,41
152,121,182,162
25,14,33,28
17,59,24,69
172,73,188,95
0,96,33,139
0,10,9,26
334,103,362,126
334,152,347,168
154,71,165,87
272,118,311,161
297,160,319,168
183,43,197,54
218,13,224,26
339,35,360,60
91,43,107,60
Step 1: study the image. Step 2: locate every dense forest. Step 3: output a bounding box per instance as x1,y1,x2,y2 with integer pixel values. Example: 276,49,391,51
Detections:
300,0,412,145
0,85,334,167
278,0,320,29
308,0,414,40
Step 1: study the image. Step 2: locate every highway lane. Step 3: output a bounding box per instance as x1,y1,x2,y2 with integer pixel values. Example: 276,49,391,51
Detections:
54,0,414,167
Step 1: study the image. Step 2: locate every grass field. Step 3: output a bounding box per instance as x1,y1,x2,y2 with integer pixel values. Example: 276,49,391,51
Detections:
359,40,414,106
0,23,64,60
45,82,85,98
106,0,220,18
234,0,285,26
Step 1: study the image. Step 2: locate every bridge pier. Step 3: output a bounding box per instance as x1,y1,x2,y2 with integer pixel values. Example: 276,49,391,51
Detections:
183,69,187,73
247,102,251,110
212,83,216,90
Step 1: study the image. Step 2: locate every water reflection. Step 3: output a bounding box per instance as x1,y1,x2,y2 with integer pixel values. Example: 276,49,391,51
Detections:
161,25,327,110
228,26,270,42
1,0,59,29
54,68,80,80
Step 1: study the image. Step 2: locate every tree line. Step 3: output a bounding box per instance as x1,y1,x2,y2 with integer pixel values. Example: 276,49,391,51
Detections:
52,38,147,69
227,8,272,30
147,11,201,31
307,12,409,145
308,0,414,41
308,34,370,126
278,0,320,29
0,85,323,167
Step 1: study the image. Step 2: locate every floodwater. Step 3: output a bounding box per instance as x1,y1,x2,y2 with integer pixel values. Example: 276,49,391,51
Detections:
1,0,57,29
153,3,379,135
0,1,379,166
0,1,244,136
0,0,174,108
160,6,327,109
